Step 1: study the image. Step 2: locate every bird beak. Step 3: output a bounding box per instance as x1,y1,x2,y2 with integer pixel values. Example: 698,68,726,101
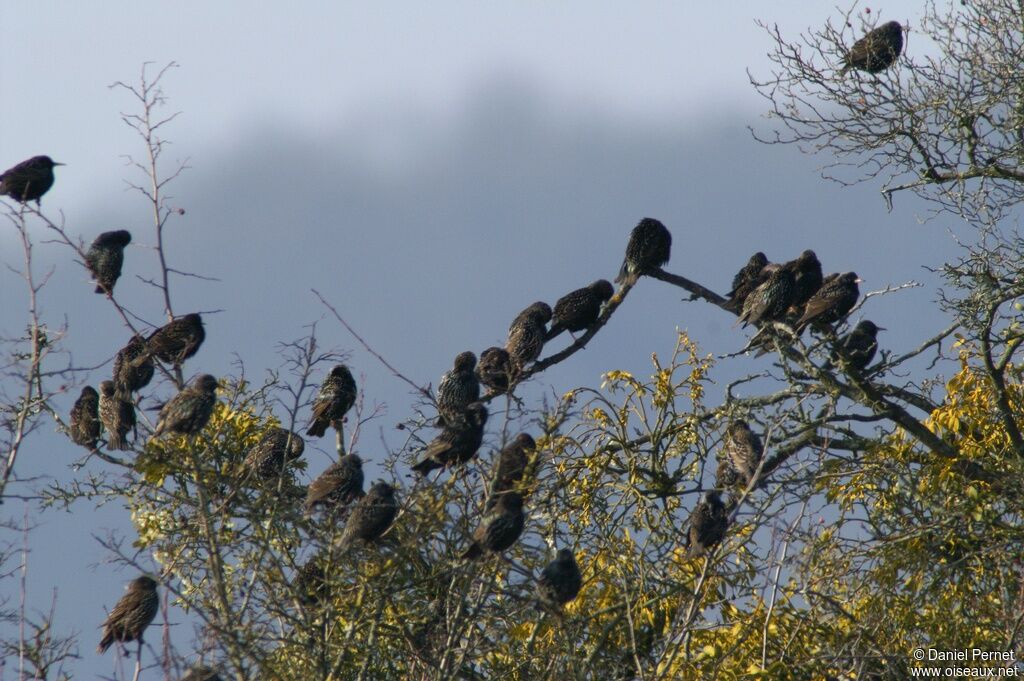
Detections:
855,277,864,283
53,162,66,166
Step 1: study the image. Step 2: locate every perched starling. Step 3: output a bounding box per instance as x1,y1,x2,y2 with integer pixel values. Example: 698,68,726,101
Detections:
841,21,903,74
113,334,154,394
725,252,770,311
615,217,672,285
303,454,365,513
685,492,729,558
294,554,330,605
85,230,132,295
306,365,357,438
509,302,552,333
151,374,218,439
488,433,535,502
99,380,136,451
245,427,306,479
97,575,159,654
786,250,824,311
506,317,546,376
144,313,205,365
547,280,614,340
0,155,63,204
795,272,862,333
436,351,479,425
412,403,488,475
69,386,101,450
737,266,796,328
831,320,883,372
720,420,764,490
337,481,398,548
179,667,222,681
462,490,525,560
536,548,583,610
476,346,512,393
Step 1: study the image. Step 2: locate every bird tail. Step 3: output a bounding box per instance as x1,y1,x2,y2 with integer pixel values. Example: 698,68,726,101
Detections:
460,543,483,561
614,258,635,286
97,634,113,654
411,458,441,476
306,419,328,438
94,284,107,294
107,432,130,451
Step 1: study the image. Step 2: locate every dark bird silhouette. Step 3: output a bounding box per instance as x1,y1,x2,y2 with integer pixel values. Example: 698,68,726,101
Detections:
507,317,546,376
85,230,132,295
151,374,218,439
0,155,63,204
725,252,770,311
831,320,883,371
615,217,672,285
436,351,479,425
337,481,398,547
795,272,862,333
547,280,614,340
295,554,329,605
487,433,535,504
537,548,583,610
306,365,357,438
412,403,488,475
476,346,512,394
179,667,222,681
841,20,903,74
717,420,764,491
245,427,306,480
144,313,205,365
685,492,729,558
113,334,154,394
99,381,136,451
786,250,824,311
737,266,796,328
303,454,365,514
69,386,101,450
462,490,525,560
509,302,552,333
97,576,159,654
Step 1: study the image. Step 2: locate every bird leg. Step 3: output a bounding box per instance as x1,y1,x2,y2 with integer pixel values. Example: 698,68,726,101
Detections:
333,418,346,456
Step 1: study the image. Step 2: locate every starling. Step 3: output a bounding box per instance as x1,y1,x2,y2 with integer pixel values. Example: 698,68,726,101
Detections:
151,374,218,439
303,454,365,513
786,250,824,311
337,481,398,548
0,155,63,204
97,575,159,654
295,554,329,605
737,266,796,328
536,548,583,610
144,313,205,365
615,217,672,285
476,346,512,393
462,490,525,560
509,302,552,333
685,492,729,558
69,386,101,450
724,252,770,310
99,380,136,451
794,272,862,333
547,280,614,340
179,667,222,681
412,403,488,475
85,230,132,295
831,320,883,371
506,317,546,376
841,21,903,74
436,351,480,426
488,433,535,502
245,427,306,479
113,334,155,394
306,365,357,438
720,420,764,490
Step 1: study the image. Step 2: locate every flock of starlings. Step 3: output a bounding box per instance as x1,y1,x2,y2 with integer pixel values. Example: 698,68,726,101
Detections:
0,18,902,678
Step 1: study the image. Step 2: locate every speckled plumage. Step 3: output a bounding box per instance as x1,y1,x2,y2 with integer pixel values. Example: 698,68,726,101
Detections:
719,420,764,490
99,380,136,451
548,280,614,340
738,266,796,327
69,386,101,450
436,351,479,425
725,252,770,311
303,454,364,513
337,481,398,547
85,230,132,295
841,21,903,74
462,490,525,560
476,346,511,393
509,302,552,333
615,217,672,284
795,272,861,333
306,365,357,438
144,313,205,365
787,250,823,311
152,374,218,439
98,576,159,653
412,403,488,475
506,317,546,375
488,433,535,503
245,427,305,479
0,155,62,204
685,492,729,558
113,334,154,394
537,549,583,610
832,320,882,371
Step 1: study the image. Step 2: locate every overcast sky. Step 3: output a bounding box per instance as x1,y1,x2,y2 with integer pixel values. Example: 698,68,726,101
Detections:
1,2,950,678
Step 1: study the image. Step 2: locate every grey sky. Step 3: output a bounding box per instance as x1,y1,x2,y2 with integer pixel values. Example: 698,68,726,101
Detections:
1,2,947,678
